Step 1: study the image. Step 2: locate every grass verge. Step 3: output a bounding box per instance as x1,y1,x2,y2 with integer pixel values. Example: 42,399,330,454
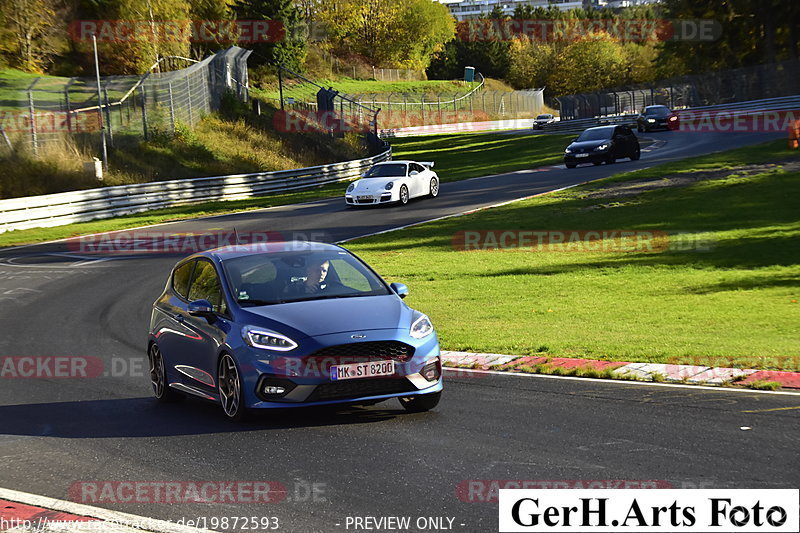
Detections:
347,139,800,371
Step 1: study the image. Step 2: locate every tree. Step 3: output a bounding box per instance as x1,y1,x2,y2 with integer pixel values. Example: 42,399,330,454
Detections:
549,32,628,95
0,0,62,71
237,0,306,70
317,0,454,70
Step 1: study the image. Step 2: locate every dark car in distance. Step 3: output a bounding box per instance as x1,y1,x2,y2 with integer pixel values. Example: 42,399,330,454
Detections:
532,113,556,129
636,105,678,132
563,125,640,168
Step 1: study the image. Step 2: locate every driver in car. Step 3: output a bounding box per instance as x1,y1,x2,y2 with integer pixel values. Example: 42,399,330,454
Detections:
285,258,333,295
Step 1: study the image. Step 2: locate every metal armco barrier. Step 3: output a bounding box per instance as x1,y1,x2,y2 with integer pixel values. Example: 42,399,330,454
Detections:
0,147,391,233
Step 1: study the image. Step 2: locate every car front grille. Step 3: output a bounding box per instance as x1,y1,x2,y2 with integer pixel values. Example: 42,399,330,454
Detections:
307,378,416,402
309,341,415,363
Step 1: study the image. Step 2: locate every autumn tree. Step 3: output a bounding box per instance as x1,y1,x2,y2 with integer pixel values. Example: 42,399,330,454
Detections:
0,0,63,71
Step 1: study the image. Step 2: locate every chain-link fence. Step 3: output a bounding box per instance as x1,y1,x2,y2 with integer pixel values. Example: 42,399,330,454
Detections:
258,65,384,151
555,59,800,120
261,69,544,131
0,47,252,157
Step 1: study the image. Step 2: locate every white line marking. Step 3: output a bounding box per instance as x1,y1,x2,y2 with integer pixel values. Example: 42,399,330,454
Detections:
0,487,217,533
443,367,800,396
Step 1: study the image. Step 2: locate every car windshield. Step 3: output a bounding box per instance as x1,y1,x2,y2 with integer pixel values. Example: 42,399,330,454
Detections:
645,106,671,117
536,114,552,119
364,163,407,178
222,250,391,305
575,127,614,142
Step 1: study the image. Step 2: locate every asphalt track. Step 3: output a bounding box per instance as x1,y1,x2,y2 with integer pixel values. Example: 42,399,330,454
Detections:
0,129,798,533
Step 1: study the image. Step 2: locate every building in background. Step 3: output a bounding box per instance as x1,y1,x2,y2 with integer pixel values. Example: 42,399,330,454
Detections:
439,0,660,21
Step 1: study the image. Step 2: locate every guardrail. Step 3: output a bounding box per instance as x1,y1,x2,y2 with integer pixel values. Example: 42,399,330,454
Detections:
0,147,391,233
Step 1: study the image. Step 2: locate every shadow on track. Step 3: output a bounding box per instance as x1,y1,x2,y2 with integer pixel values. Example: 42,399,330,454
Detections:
0,397,415,438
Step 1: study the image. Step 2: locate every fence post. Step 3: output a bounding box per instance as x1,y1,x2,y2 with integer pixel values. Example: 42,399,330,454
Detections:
103,86,114,146
140,85,149,141
0,125,12,151
186,75,194,126
64,79,75,135
168,82,176,133
27,88,38,156
437,95,441,123
420,94,425,124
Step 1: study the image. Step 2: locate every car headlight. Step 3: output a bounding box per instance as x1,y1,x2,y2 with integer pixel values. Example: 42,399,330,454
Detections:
385,182,394,190
346,183,355,193
242,326,297,351
410,314,434,339
594,143,610,151
647,118,656,123
564,148,573,154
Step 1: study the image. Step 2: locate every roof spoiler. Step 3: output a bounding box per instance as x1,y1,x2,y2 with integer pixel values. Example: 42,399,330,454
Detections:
420,161,434,168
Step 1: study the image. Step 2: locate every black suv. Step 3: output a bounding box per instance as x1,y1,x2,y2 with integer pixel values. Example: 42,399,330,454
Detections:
563,125,640,168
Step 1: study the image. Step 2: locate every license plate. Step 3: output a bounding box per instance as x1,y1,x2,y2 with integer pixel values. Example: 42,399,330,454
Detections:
576,153,589,158
331,360,395,381
357,195,373,201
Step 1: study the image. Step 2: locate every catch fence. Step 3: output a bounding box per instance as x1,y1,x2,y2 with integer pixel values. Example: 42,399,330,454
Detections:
555,59,800,120
0,47,252,156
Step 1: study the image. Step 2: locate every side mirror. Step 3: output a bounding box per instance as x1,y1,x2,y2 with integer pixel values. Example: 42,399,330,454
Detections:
389,282,409,299
409,170,419,176
188,299,215,318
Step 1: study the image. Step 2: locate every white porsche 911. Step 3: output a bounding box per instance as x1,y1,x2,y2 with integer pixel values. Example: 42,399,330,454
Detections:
345,160,439,207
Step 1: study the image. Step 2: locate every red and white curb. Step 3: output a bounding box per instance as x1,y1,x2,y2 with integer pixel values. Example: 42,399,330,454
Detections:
0,488,215,533
441,351,800,390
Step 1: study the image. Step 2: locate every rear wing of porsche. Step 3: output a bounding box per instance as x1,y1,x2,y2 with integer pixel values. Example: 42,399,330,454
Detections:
420,161,435,169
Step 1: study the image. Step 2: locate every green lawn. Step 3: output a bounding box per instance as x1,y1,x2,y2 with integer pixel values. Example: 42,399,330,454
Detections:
253,78,480,102
346,139,800,371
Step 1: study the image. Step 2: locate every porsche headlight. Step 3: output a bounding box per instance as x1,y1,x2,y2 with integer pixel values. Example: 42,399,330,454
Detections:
594,143,610,151
564,148,573,154
410,314,434,339
385,182,394,190
347,183,355,193
647,118,656,123
242,326,297,351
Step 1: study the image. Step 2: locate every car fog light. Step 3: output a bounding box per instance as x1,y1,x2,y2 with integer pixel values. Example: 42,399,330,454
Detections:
263,385,286,395
422,358,441,382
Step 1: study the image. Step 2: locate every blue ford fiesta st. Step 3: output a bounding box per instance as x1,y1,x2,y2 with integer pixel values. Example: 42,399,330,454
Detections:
147,242,442,420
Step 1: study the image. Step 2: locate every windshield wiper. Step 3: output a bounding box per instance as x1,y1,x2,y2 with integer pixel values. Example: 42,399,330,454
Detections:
237,298,282,306
285,293,375,303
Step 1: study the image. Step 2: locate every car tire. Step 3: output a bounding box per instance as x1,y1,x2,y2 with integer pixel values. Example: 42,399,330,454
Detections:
398,185,409,206
218,353,249,422
593,161,602,166
630,146,641,160
399,391,441,413
606,154,616,164
149,343,184,403
428,178,439,198
565,163,576,169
